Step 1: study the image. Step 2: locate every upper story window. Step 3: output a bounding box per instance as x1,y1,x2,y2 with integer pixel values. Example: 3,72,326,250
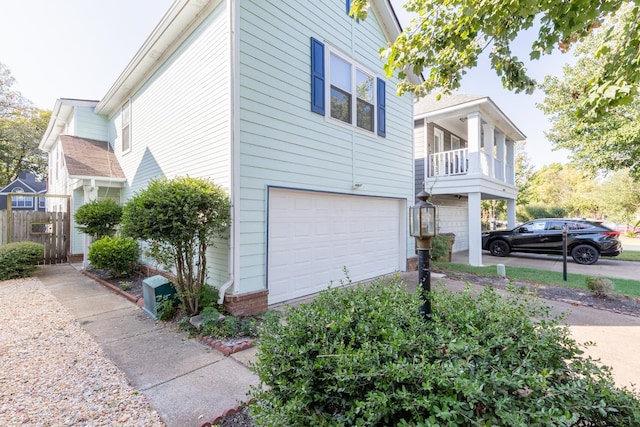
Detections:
311,37,386,137
11,187,33,208
122,100,131,152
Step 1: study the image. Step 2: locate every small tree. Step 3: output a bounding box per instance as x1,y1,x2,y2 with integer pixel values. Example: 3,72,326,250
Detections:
74,199,123,239
120,177,231,315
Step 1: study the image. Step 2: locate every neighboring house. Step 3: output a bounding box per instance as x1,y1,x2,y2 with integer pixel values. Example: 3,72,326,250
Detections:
0,172,47,211
39,0,419,313
414,94,525,266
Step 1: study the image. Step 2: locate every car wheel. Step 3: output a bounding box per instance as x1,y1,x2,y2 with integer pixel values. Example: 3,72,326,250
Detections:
571,244,599,265
489,240,510,257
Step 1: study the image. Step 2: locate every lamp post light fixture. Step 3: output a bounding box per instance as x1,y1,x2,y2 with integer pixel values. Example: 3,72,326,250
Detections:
410,187,438,319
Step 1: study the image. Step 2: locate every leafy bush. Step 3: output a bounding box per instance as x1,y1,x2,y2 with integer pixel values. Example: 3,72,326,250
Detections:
431,233,454,261
249,278,640,426
0,241,44,280
121,177,231,315
75,199,123,239
517,204,567,222
88,236,140,278
586,276,615,298
156,294,178,321
199,306,260,339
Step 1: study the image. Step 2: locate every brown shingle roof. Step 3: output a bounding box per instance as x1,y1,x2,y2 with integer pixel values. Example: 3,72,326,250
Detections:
60,135,125,179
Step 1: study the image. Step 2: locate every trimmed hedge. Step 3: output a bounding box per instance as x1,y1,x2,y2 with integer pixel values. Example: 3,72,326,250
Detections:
249,278,640,426
88,236,140,278
0,241,44,280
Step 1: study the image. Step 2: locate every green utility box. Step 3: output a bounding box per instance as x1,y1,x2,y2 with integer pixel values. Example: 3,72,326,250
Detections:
142,275,176,319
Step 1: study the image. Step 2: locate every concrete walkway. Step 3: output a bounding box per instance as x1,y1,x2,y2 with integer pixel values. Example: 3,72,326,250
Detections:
36,259,640,426
37,264,258,427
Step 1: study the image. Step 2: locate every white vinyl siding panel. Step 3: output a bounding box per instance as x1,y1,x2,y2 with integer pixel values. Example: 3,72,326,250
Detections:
110,4,231,285
237,1,414,293
268,189,404,304
71,188,84,255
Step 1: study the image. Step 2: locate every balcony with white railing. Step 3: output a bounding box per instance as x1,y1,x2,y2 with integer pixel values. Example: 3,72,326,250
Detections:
427,147,515,186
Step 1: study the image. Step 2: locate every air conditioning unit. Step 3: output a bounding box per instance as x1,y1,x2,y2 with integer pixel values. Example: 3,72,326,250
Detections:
142,275,176,319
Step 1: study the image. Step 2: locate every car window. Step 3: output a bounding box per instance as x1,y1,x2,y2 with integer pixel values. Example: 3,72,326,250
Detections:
522,220,546,232
546,221,566,231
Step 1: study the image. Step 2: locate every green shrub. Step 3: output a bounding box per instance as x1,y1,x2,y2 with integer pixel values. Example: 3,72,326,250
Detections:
0,241,44,280
199,306,260,339
121,176,231,315
75,199,123,239
249,278,640,426
586,276,615,298
156,294,178,321
88,236,140,278
431,233,454,261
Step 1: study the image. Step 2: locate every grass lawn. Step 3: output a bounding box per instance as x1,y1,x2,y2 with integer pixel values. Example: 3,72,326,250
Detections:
435,262,640,298
616,250,640,262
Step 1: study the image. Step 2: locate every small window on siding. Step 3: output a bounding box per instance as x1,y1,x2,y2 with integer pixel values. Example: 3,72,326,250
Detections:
122,100,131,152
451,135,460,150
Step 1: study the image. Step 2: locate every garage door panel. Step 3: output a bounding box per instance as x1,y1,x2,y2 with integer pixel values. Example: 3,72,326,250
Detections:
268,189,403,304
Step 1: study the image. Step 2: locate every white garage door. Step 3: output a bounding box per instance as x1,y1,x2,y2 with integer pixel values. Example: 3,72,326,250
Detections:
438,205,468,252
268,189,404,304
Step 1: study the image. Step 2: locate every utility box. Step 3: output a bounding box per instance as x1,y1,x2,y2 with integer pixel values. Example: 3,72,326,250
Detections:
142,275,176,319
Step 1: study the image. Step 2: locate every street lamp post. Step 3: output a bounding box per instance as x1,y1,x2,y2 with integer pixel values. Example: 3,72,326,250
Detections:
409,187,438,319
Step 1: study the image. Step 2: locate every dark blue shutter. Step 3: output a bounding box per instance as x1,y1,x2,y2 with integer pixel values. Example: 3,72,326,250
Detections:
310,37,325,115
346,0,350,15
377,78,386,137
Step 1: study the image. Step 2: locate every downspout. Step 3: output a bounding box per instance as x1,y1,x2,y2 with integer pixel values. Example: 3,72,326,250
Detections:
218,0,240,304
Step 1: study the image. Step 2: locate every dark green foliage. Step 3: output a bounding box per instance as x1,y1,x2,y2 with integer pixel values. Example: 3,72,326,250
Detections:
199,306,260,339
156,294,178,321
74,199,123,239
88,236,140,278
249,278,640,426
0,241,44,280
120,177,231,316
518,204,568,222
431,233,454,261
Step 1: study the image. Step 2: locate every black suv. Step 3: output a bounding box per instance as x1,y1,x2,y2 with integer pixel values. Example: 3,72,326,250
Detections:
482,218,622,265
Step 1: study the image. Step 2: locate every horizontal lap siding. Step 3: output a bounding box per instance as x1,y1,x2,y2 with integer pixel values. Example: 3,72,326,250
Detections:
238,0,414,293
113,4,232,285
74,107,109,141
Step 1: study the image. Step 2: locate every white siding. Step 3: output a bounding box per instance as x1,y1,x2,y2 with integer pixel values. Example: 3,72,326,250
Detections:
237,0,414,293
433,196,469,252
111,3,232,285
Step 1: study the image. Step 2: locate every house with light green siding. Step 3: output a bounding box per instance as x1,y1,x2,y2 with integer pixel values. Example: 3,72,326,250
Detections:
39,0,419,313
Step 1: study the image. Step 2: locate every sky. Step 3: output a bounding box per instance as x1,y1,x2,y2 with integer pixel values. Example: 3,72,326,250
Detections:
0,0,572,170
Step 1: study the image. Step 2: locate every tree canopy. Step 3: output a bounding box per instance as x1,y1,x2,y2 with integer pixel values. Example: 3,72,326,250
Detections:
0,62,49,185
350,0,640,117
538,4,640,180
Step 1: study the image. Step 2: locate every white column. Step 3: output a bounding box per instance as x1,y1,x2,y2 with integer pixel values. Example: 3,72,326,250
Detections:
506,141,515,185
496,132,506,181
466,113,481,175
468,191,483,266
483,123,495,178
507,198,516,229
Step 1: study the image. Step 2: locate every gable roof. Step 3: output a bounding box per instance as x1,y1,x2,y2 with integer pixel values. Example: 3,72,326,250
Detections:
414,93,526,142
414,94,487,117
0,172,47,193
39,99,100,152
60,135,126,181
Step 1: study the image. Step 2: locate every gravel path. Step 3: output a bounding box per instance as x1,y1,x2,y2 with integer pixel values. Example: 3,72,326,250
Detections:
0,277,165,427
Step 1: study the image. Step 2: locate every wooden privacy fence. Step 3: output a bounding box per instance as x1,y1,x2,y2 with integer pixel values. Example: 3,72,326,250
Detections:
1,194,71,264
